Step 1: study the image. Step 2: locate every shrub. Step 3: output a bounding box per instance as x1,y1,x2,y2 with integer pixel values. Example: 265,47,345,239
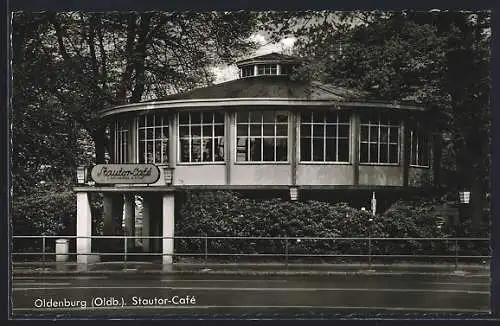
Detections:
175,191,489,262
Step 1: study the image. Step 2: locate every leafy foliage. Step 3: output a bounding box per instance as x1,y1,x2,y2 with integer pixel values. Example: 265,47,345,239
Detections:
174,191,490,262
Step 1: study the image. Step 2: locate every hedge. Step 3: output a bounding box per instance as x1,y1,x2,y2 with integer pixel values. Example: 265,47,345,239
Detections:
175,191,489,262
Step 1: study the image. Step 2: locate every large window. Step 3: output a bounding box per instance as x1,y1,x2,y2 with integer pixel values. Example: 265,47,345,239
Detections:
236,111,288,162
300,111,350,162
410,130,429,167
137,113,169,164
256,64,278,75
178,112,225,163
114,120,129,163
241,66,254,77
360,114,400,164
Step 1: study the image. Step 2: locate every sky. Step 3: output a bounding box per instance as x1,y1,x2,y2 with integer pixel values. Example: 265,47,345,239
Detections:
211,32,297,84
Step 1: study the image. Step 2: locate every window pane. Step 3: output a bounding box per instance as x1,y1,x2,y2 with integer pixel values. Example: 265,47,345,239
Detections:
276,125,288,136
191,113,201,124
420,142,429,166
236,137,248,161
301,112,312,123
380,143,388,163
325,138,337,161
179,126,189,137
312,138,324,161
202,139,212,162
179,112,190,124
203,126,213,138
139,117,145,128
300,138,311,161
263,124,274,136
301,124,311,138
275,112,288,123
262,138,275,161
370,144,378,163
147,128,154,139
138,141,145,163
325,111,338,123
155,127,162,140
389,144,399,163
162,142,168,163
214,112,225,123
312,111,324,123
237,112,249,123
262,111,275,123
313,125,324,137
326,125,337,138
191,125,201,137
180,138,190,162
139,128,145,140
370,126,379,142
155,141,162,163
249,138,262,161
380,127,389,143
338,139,349,162
390,127,399,143
237,124,248,136
214,138,224,161
191,138,201,162
250,124,261,136
249,111,261,123
214,125,224,137
338,125,349,138
360,126,368,141
147,141,154,163
202,112,213,123
163,126,169,139
276,138,288,161
360,143,369,163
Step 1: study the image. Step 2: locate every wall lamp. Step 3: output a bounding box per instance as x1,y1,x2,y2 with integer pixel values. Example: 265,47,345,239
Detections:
289,186,299,201
76,166,87,184
164,167,174,185
459,190,471,204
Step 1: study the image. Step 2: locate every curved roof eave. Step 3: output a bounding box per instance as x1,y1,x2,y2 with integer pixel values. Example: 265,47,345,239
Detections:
99,97,429,118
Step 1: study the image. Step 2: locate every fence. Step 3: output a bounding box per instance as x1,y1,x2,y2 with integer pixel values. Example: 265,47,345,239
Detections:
11,235,491,269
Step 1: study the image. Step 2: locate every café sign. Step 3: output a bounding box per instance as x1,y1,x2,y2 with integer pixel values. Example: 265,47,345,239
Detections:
91,164,160,184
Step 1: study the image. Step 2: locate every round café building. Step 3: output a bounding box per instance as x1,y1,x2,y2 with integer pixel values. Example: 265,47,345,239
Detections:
74,53,440,267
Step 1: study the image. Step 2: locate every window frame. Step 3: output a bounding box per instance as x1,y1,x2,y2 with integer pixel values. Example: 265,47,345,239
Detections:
235,110,289,164
114,119,129,163
136,113,169,165
359,114,400,165
409,129,430,168
256,64,279,76
177,111,225,165
298,111,352,164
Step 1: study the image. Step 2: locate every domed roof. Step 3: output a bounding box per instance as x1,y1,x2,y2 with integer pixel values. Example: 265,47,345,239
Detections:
155,76,371,102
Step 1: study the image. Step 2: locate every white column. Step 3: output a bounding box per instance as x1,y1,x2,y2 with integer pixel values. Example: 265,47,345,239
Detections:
124,194,135,250
76,192,92,269
162,193,175,266
142,195,151,252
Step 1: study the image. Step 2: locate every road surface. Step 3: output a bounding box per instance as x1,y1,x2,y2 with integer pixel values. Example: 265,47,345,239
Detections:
11,273,490,317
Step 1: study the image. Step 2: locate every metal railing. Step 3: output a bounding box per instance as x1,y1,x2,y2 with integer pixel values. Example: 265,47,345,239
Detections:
11,235,491,269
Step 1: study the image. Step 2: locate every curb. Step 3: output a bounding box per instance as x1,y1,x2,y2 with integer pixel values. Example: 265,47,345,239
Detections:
12,269,490,277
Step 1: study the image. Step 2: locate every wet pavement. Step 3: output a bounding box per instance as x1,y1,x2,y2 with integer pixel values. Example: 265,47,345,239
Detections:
11,272,491,318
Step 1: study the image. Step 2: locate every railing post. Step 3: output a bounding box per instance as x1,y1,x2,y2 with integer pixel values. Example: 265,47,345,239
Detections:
204,236,208,265
124,236,128,269
42,236,46,269
368,237,372,267
454,239,458,270
285,237,289,267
